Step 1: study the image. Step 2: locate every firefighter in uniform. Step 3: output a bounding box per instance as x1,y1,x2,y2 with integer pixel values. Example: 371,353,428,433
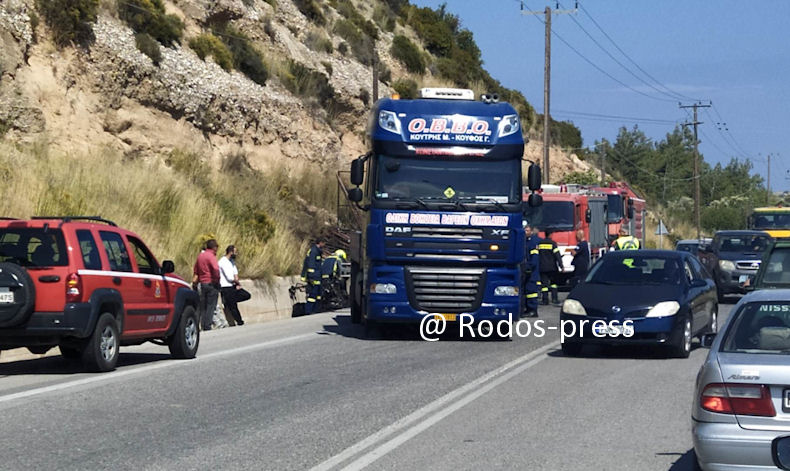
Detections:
538,229,563,305
522,222,540,318
320,249,348,309
300,237,326,314
612,227,640,250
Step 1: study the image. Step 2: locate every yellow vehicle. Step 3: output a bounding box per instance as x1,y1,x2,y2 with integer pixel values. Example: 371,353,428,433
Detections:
748,207,790,238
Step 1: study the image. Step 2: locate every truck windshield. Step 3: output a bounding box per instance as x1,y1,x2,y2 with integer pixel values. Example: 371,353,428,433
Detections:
606,195,623,223
523,201,574,231
716,235,770,253
752,212,790,230
374,155,521,207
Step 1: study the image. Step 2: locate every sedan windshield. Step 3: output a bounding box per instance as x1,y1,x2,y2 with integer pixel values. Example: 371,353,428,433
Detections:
721,301,790,354
585,255,682,285
374,155,521,206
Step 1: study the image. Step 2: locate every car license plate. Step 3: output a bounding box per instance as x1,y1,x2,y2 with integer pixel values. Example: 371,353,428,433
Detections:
0,288,13,304
738,275,750,284
593,324,634,337
434,314,457,322
784,389,790,413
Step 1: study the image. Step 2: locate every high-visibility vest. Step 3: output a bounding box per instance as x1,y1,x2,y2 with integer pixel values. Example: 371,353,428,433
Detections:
615,235,640,250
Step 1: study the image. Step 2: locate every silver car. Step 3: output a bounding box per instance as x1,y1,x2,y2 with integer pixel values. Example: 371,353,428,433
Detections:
692,289,790,470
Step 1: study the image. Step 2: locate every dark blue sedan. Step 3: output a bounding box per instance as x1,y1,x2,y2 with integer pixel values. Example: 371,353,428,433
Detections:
560,250,718,358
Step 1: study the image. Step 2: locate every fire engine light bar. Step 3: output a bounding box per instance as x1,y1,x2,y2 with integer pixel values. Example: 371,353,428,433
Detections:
410,146,489,157
419,88,475,100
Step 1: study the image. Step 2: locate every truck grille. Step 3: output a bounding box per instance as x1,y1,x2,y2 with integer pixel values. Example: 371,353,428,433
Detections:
408,226,485,239
736,260,761,270
405,267,485,313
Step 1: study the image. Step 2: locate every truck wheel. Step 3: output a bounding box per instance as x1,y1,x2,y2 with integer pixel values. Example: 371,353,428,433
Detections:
82,313,120,372
350,262,362,324
669,316,692,359
59,344,83,360
0,262,36,328
168,306,199,359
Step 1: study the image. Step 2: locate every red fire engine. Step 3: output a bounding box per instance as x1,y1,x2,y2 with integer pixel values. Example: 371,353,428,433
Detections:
592,181,647,247
523,185,609,284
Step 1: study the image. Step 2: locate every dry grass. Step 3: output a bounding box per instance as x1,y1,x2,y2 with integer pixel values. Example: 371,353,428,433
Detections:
0,141,336,281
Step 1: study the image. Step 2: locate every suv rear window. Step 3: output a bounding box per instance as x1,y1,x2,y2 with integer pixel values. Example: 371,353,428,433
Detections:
0,228,68,267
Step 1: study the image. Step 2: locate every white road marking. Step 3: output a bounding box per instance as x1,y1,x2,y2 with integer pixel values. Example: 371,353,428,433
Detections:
0,333,316,404
311,341,560,471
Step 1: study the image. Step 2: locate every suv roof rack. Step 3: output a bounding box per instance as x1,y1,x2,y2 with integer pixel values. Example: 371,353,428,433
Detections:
31,216,118,227
0,217,20,220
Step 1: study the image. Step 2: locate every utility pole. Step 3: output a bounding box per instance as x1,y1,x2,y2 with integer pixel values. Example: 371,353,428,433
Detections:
372,46,379,103
680,101,711,240
522,2,577,184
600,148,605,187
767,153,771,194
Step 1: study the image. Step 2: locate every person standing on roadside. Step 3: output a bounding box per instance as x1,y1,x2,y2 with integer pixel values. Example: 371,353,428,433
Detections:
538,229,563,305
194,239,221,330
219,245,244,327
569,229,590,288
301,236,325,315
522,221,540,318
612,227,640,250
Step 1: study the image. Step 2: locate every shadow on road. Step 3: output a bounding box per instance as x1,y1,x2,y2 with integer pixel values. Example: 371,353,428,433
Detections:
322,315,513,342
547,341,704,360
664,449,699,470
0,352,172,376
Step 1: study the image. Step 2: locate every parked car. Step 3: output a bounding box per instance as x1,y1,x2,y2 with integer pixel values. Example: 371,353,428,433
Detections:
0,216,199,371
692,289,790,470
560,250,718,358
676,238,712,257
698,230,773,302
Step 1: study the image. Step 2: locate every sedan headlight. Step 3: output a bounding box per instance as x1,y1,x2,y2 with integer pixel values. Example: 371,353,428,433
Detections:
494,286,519,296
371,283,397,294
645,301,680,318
562,299,587,316
718,260,736,271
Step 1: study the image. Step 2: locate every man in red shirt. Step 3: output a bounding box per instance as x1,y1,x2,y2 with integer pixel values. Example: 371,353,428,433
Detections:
194,239,221,330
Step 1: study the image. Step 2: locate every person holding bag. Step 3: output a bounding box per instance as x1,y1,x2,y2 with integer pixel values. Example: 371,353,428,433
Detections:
219,245,245,326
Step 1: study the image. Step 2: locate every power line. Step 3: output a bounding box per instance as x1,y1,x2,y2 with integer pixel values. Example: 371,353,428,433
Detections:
520,1,677,103
709,103,752,158
575,2,702,103
551,108,678,125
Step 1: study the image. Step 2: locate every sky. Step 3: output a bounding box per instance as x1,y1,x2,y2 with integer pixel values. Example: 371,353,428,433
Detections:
409,0,790,192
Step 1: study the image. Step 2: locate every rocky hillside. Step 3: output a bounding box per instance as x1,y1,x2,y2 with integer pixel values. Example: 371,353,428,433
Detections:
0,0,597,276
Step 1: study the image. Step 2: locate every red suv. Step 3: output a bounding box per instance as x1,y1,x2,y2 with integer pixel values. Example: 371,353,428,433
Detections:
0,216,200,371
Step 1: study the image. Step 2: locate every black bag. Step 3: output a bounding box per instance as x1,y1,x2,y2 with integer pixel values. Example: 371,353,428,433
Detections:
235,288,252,303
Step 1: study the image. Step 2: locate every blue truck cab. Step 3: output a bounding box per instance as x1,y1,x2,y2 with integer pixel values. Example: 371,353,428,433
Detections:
345,88,540,334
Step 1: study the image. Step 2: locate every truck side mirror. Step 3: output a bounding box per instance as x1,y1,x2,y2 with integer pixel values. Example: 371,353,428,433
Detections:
527,163,541,191
528,193,542,208
585,208,592,223
348,187,363,202
350,158,365,186
627,200,635,219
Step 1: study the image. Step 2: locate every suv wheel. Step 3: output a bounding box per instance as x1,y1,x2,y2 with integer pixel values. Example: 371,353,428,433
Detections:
82,313,120,372
0,262,36,328
168,306,199,359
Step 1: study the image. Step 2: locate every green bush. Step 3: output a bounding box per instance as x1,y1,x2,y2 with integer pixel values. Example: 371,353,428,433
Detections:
392,78,418,99
215,25,269,85
189,34,233,71
409,6,454,57
563,170,599,186
293,0,325,26
390,35,424,74
279,60,336,110
359,88,370,106
119,0,184,46
305,30,334,54
333,0,379,40
373,5,396,32
321,60,333,76
378,64,391,84
35,0,98,46
337,42,348,56
333,19,373,65
135,33,162,65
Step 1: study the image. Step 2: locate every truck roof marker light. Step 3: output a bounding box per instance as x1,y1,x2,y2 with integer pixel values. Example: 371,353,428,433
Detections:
379,110,402,135
498,114,520,137
420,88,475,100
391,93,400,100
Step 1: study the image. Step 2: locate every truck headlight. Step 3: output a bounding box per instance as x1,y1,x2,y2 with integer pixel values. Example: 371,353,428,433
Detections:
378,110,402,135
718,260,736,271
371,283,397,294
562,299,587,315
645,301,680,318
494,286,519,296
498,114,520,137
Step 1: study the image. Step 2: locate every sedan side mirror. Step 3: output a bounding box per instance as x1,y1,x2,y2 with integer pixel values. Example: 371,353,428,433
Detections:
699,333,716,348
161,260,175,275
690,279,707,288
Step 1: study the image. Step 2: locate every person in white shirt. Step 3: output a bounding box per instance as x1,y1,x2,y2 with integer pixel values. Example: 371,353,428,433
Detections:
219,245,244,326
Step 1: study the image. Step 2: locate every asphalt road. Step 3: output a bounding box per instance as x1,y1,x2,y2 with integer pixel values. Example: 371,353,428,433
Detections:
0,296,734,470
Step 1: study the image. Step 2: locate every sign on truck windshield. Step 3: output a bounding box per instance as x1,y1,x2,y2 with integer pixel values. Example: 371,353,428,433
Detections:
374,155,521,206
